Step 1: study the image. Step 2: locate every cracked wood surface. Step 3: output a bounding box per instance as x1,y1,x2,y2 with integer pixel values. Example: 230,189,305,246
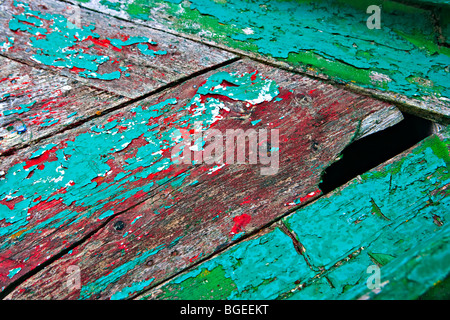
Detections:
0,0,236,99
0,0,448,301
61,0,450,123
0,55,129,154
136,129,450,300
0,58,397,299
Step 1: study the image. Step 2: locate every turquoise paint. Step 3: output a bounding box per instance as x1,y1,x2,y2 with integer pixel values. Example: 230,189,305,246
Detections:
171,227,313,299
3,101,36,116
98,210,115,220
287,276,338,300
313,195,450,299
29,143,57,159
136,43,167,57
0,69,281,286
283,145,449,269
169,235,183,248
339,225,450,300
108,36,150,49
78,70,121,80
163,0,450,98
158,134,450,300
7,267,21,279
130,215,142,225
250,119,262,126
231,232,244,241
110,278,155,300
0,36,14,52
8,2,165,80
195,71,279,105
40,118,60,127
67,112,78,118
80,244,164,299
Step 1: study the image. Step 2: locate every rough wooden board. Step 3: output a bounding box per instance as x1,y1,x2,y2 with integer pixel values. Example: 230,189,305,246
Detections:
346,227,450,300
64,0,450,123
0,55,129,154
0,0,236,99
133,129,450,300
0,59,396,299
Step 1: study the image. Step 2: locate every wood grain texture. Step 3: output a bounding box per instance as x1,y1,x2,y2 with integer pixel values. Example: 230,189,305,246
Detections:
0,59,396,299
136,128,450,300
0,0,235,99
61,0,450,123
0,55,128,154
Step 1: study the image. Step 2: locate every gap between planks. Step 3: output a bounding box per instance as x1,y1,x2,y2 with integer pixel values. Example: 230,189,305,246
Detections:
0,170,192,299
128,122,442,300
0,0,440,298
0,81,407,299
54,0,450,125
0,53,241,157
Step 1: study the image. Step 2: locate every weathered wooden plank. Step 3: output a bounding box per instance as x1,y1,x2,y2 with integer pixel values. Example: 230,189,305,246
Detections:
130,129,450,300
345,227,450,300
0,55,129,154
0,59,396,298
65,0,450,122
0,0,236,99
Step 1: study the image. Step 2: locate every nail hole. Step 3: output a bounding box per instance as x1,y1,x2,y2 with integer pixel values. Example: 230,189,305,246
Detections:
113,220,125,231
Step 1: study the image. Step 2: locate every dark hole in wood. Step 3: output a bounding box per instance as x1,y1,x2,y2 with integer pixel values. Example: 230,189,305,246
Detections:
113,220,125,231
319,113,434,195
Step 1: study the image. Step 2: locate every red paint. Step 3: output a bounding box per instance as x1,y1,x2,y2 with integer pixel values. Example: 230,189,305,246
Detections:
107,112,124,122
0,196,24,210
86,36,111,48
230,213,251,235
277,89,293,100
189,253,201,263
198,93,234,105
28,198,63,213
220,80,239,88
250,70,258,81
133,190,147,199
23,146,58,170
70,66,86,73
240,196,252,205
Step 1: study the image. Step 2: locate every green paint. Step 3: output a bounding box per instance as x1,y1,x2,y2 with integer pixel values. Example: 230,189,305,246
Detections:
368,252,397,266
1,70,281,299
341,226,450,300
81,0,450,99
284,138,450,269
147,131,450,300
147,228,313,300
156,266,237,300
